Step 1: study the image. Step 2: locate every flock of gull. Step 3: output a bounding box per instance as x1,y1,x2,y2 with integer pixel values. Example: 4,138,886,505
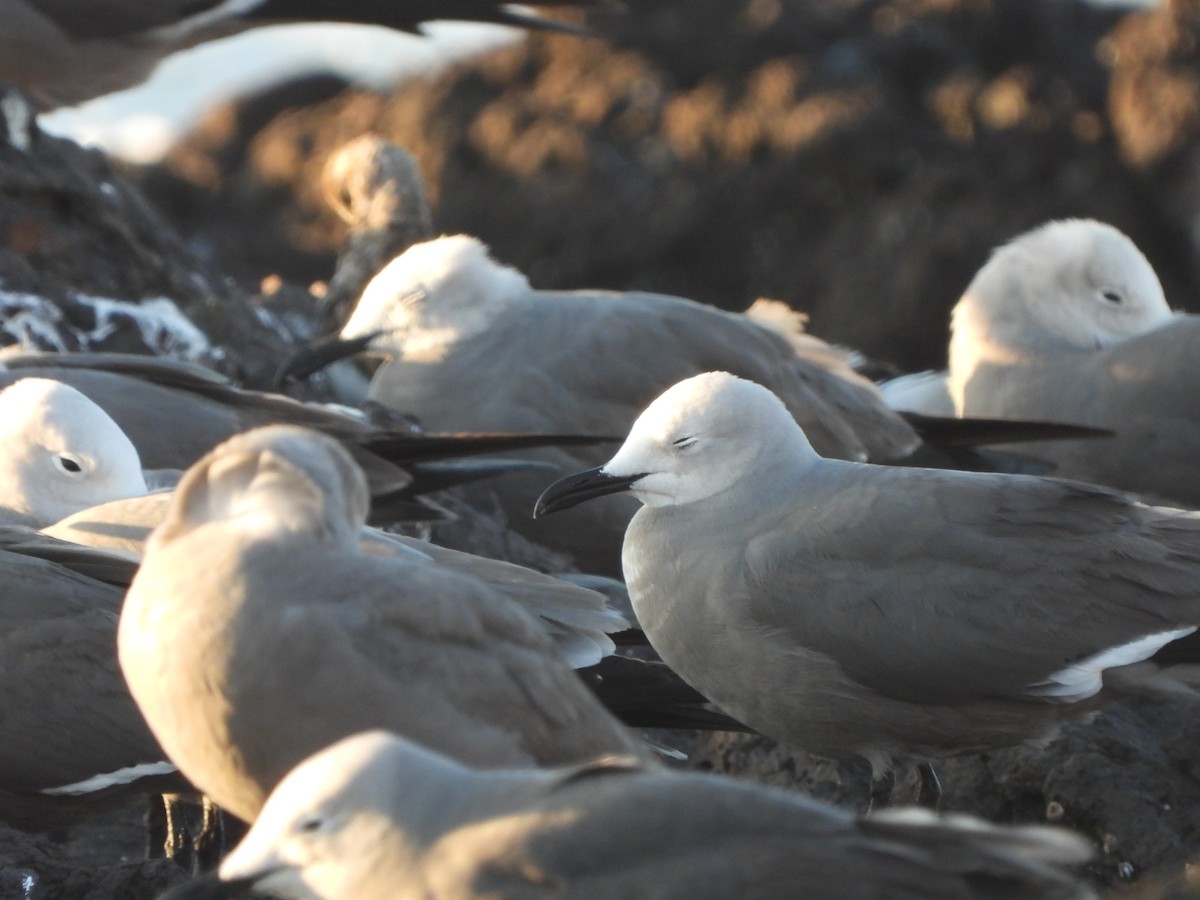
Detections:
6,2,1200,899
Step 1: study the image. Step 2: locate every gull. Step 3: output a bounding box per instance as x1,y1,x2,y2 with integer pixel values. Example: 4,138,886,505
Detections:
8,384,719,722
535,371,1200,804
281,235,1111,573
118,425,652,824
278,234,925,574
0,377,148,527
889,219,1200,507
2,381,624,669
0,350,613,522
51,489,628,669
160,730,1095,900
1,0,598,110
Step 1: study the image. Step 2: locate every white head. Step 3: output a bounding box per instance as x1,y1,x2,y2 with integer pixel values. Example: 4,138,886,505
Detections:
949,220,1171,388
218,730,472,899
0,378,147,526
341,235,532,358
602,372,818,509
153,426,369,551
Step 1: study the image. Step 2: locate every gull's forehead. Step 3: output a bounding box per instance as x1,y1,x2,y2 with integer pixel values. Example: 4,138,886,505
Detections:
1,377,87,416
344,234,530,332
1088,231,1159,291
0,378,116,441
633,373,770,439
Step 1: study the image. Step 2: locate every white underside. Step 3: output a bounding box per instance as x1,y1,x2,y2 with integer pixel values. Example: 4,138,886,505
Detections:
1029,626,1196,702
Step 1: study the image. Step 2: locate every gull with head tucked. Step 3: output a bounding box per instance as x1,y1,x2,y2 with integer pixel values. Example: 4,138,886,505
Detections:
0,377,147,528
161,730,1095,900
118,424,651,824
537,371,1200,803
889,219,1199,506
279,234,933,575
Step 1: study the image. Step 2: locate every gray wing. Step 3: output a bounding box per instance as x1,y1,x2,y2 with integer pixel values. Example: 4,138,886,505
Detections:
958,317,1200,505
234,547,646,771
457,765,1091,900
0,544,163,793
1068,319,1200,502
377,291,915,463
742,466,1200,704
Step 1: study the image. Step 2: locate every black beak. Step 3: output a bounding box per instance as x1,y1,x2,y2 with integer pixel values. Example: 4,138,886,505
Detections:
534,466,646,517
155,872,264,899
275,330,383,387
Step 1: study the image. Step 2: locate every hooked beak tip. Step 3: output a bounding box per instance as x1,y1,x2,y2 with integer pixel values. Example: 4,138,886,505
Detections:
533,466,646,518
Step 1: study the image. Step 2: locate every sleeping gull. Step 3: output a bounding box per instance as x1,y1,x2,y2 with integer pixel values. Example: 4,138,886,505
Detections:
0,377,147,527
536,371,1200,804
8,391,720,725
118,425,651,824
0,350,614,522
160,730,1095,900
887,219,1200,506
278,234,926,574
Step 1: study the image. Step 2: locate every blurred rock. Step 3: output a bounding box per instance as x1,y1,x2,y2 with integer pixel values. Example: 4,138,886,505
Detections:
130,0,1200,371
0,85,312,388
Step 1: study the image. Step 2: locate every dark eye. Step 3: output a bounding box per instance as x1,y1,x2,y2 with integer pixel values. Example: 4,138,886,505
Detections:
1100,290,1124,305
54,454,83,475
672,436,697,450
297,816,323,833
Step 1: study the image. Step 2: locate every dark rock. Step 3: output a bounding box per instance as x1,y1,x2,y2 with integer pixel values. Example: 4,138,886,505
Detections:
129,0,1200,373
0,85,312,388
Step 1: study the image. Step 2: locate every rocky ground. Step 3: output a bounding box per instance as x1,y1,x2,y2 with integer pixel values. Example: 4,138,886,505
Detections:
4,0,1200,897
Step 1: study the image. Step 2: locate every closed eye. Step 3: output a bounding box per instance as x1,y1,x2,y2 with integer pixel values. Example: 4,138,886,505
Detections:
1100,289,1124,306
297,815,323,834
671,436,698,450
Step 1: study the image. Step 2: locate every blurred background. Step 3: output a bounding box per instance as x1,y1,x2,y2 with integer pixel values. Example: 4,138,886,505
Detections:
33,0,1200,373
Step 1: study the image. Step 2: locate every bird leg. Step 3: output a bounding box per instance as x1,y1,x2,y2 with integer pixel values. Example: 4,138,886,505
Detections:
144,794,167,859
192,796,229,874
916,762,942,809
157,793,191,863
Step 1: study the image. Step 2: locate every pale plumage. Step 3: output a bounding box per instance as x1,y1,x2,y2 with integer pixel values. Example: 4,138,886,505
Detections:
281,234,920,575
894,219,1200,506
161,730,1094,900
0,377,147,527
118,425,648,823
536,372,1200,781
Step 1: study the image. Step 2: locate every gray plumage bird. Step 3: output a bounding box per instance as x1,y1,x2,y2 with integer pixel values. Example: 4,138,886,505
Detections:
279,234,924,575
118,424,650,824
536,371,1200,800
0,350,613,522
1,0,598,110
886,219,1200,508
0,377,148,527
948,218,1200,507
159,730,1095,900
